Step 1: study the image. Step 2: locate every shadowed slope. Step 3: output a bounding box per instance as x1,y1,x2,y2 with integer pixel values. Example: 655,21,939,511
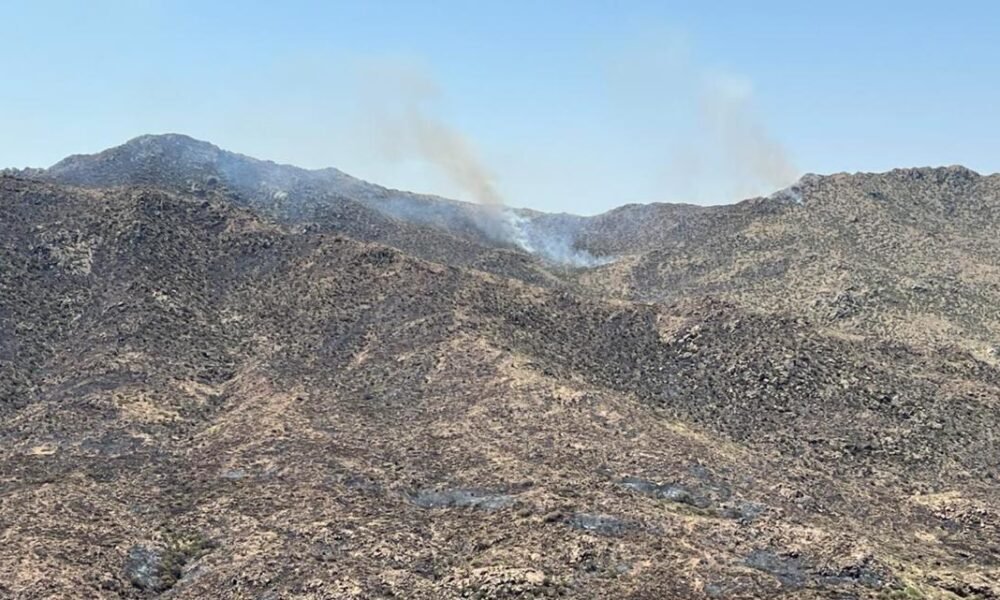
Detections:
2,176,999,598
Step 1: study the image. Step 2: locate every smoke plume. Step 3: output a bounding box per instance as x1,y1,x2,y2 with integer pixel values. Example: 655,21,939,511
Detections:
399,107,504,207
358,62,610,267
698,74,799,198
609,33,800,203
359,62,502,208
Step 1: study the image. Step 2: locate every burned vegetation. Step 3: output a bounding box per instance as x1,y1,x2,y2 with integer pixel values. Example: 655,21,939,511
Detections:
2,137,1000,598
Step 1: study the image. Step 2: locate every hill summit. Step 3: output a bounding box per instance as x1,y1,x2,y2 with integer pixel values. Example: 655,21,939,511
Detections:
2,137,1000,598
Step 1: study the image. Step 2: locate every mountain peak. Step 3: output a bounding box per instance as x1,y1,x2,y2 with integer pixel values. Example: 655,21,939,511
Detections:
113,133,223,158
128,132,208,145
42,133,366,201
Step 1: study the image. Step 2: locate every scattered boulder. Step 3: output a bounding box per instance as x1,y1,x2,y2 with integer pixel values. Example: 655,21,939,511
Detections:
407,488,516,510
566,513,632,536
123,532,216,593
220,468,247,480
744,549,806,589
703,578,755,599
745,549,894,591
123,545,173,592
722,501,767,524
619,477,711,509
450,566,558,597
343,474,382,494
818,555,894,589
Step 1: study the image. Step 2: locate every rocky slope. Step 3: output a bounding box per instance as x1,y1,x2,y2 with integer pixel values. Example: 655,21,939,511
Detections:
31,136,1000,353
2,140,1000,599
33,134,607,270
579,167,1000,354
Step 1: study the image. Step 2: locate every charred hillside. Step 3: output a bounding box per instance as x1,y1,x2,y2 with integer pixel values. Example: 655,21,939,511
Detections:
33,135,609,270
578,167,1000,353
2,140,1000,599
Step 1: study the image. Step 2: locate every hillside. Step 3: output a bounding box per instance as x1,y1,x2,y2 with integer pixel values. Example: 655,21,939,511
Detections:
580,167,1000,353
2,140,1000,599
30,136,1000,353
34,135,607,271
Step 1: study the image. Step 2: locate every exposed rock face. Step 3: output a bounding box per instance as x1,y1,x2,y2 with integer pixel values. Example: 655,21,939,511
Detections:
36,134,609,270
581,166,1000,352
407,488,518,510
2,139,1000,598
33,136,1000,352
122,546,170,593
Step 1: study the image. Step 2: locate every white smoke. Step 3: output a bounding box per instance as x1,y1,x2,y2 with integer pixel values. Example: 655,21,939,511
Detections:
607,32,800,203
698,73,799,198
358,61,613,267
495,209,613,268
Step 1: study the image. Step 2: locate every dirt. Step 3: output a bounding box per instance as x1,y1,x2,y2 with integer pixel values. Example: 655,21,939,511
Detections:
2,139,1000,598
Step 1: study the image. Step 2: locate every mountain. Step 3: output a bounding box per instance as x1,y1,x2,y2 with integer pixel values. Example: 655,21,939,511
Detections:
2,138,1000,598
36,134,608,270
581,167,1000,353
34,137,1000,352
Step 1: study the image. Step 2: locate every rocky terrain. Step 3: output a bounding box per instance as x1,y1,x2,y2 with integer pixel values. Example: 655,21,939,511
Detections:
579,168,1000,355
2,136,999,599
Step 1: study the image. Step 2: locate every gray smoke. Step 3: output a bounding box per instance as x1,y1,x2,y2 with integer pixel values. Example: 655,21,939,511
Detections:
360,63,611,267
359,63,503,208
698,74,799,198
495,210,614,268
608,34,800,203
399,107,504,208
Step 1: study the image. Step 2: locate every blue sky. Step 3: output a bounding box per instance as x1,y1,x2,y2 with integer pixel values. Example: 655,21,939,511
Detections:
3,1,998,214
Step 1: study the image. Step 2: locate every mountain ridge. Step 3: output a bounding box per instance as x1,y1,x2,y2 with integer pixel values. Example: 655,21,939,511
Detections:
31,133,1000,211
13,134,997,279
3,137,1000,598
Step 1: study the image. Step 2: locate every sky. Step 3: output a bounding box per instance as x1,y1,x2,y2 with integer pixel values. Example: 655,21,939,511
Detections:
2,1,999,214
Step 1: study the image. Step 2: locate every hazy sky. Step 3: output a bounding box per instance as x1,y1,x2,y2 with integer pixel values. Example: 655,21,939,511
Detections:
3,1,998,214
